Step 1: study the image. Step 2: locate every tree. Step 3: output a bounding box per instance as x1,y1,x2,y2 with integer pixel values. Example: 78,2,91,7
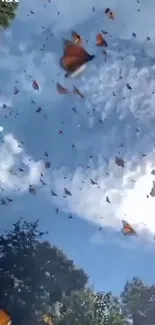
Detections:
55,289,126,325
121,277,155,325
0,219,88,325
0,2,18,29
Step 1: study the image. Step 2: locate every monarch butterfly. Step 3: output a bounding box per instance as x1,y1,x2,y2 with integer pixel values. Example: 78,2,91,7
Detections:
60,41,95,78
121,220,136,236
96,33,108,47
115,156,125,168
32,80,39,90
56,83,69,94
71,31,83,46
14,86,19,95
105,8,115,20
73,85,84,98
0,310,11,325
45,161,51,169
43,315,53,325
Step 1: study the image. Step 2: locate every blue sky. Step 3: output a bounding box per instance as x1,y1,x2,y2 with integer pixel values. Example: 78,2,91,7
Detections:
1,0,155,295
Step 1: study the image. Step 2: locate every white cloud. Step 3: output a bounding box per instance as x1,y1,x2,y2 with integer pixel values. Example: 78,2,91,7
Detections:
0,132,44,192
52,160,155,238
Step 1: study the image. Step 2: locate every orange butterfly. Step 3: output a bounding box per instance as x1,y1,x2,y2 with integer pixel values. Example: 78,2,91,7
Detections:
121,220,137,236
60,41,95,78
73,85,84,98
71,31,83,46
96,33,108,47
56,83,69,94
0,310,11,325
105,8,115,20
43,315,53,325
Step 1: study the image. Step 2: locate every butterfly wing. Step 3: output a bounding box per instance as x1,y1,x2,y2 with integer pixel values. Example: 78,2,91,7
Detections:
14,86,19,95
122,220,136,236
96,33,103,46
0,310,11,325
105,8,115,19
109,10,115,19
43,315,53,325
60,55,86,73
32,80,39,90
105,8,110,14
56,83,69,94
96,33,108,47
64,44,90,60
60,56,79,70
73,86,84,98
115,156,125,167
63,39,73,55
72,31,83,46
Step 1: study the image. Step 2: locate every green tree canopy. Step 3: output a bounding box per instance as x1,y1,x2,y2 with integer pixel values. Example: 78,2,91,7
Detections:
0,219,88,325
0,2,18,29
55,289,126,325
121,277,155,324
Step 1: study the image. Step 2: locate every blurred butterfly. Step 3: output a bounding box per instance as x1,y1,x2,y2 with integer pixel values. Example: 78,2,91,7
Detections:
64,188,72,196
45,161,51,169
71,31,83,46
32,80,39,90
121,220,137,236
29,185,36,195
14,86,19,95
43,315,53,325
101,30,108,35
60,41,95,78
105,8,115,19
0,310,11,325
73,85,84,98
96,33,108,47
36,107,42,113
56,83,69,94
115,156,125,168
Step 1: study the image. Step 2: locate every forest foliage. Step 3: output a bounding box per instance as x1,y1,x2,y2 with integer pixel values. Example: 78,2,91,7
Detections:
0,2,18,29
0,220,154,325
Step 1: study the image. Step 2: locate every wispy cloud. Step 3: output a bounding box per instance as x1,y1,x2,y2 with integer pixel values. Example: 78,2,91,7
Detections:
0,132,44,192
